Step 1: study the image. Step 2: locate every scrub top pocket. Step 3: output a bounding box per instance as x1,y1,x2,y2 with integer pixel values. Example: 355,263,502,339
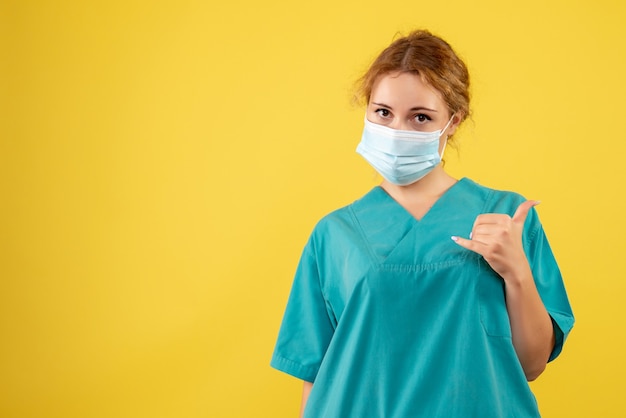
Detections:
475,255,512,338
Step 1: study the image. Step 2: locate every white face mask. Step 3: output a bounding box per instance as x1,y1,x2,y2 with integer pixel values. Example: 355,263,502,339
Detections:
356,115,454,186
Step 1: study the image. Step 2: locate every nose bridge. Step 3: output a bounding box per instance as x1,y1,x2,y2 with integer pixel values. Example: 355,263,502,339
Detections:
392,117,412,131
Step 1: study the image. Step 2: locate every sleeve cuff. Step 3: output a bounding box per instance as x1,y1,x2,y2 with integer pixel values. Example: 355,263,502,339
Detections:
270,354,318,382
548,311,575,362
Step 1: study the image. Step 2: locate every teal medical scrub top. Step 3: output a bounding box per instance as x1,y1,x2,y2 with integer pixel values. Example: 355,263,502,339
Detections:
271,178,574,417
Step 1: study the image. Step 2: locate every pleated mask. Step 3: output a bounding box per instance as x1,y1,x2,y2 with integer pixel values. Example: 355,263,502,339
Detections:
356,115,454,185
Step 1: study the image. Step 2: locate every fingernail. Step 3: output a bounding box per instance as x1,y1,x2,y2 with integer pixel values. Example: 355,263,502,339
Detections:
469,232,473,239
451,236,459,242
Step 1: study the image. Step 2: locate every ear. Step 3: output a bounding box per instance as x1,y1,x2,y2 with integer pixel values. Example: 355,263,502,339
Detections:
445,112,464,136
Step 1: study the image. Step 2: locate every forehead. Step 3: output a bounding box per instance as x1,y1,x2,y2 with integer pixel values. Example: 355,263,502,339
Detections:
370,72,445,110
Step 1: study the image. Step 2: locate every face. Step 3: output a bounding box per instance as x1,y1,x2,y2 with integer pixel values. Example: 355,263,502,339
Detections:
367,72,460,150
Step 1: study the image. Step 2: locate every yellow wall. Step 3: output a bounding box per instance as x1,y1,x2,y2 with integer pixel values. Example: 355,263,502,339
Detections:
2,0,624,416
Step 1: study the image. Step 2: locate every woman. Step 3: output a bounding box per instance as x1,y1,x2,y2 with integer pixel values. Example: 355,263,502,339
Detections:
271,30,574,417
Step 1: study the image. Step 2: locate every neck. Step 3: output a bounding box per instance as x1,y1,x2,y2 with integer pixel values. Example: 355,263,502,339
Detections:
380,166,457,199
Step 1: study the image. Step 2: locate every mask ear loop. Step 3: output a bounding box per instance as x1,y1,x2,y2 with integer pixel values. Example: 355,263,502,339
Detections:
440,113,456,137
439,113,455,160
440,136,448,160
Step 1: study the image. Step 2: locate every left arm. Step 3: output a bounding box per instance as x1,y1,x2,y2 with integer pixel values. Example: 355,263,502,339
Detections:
452,200,554,381
501,262,555,380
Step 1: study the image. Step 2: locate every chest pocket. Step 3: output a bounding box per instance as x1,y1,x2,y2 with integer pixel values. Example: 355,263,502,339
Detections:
475,256,512,338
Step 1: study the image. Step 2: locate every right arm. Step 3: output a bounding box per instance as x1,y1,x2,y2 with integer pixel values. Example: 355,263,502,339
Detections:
300,381,313,417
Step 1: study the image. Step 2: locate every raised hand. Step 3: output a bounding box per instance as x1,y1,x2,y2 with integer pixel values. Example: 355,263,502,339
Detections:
451,200,539,284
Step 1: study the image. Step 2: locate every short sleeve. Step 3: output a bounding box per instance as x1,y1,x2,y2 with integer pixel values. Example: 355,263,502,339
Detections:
523,208,575,362
270,233,335,382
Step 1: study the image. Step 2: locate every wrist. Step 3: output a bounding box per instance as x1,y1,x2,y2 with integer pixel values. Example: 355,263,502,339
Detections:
502,264,533,288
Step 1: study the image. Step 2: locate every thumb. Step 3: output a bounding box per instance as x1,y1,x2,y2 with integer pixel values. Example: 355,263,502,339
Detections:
512,200,540,224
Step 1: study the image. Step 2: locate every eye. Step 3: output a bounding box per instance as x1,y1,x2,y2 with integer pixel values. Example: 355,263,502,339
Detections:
375,108,392,118
414,113,431,124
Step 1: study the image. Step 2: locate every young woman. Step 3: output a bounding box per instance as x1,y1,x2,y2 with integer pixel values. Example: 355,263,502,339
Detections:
271,30,574,417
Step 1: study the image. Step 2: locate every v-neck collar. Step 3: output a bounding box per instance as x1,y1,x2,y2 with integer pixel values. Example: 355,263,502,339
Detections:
349,178,471,263
378,177,469,224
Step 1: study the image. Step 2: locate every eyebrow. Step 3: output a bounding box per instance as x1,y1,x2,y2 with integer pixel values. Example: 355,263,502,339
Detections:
371,102,438,112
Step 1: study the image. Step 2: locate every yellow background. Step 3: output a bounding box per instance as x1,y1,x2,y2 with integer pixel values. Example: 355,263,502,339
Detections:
2,0,625,416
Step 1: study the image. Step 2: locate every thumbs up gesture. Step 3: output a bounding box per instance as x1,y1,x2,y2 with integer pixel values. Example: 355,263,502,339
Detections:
452,200,539,283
